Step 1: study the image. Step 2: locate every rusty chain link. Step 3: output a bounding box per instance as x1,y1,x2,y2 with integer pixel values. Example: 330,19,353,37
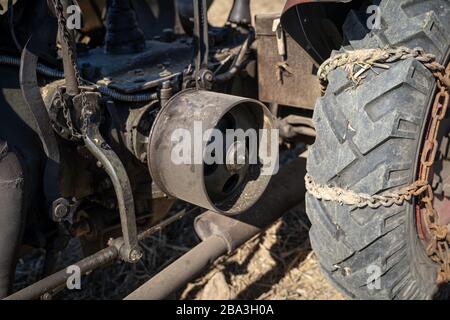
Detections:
52,0,87,140
418,60,450,283
307,46,450,283
317,47,446,92
305,175,428,209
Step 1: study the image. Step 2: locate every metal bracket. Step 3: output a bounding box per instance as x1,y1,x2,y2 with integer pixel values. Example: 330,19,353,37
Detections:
272,18,286,58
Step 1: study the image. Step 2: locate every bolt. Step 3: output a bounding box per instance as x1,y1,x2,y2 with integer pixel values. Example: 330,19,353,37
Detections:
162,81,171,89
107,238,114,246
204,72,213,82
41,293,52,300
129,249,143,262
54,203,69,220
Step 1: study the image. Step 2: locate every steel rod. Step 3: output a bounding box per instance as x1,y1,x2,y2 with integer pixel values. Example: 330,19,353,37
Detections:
4,246,118,300
138,207,200,241
125,236,228,300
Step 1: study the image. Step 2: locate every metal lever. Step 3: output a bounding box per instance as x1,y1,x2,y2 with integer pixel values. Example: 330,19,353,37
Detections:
53,0,80,95
81,99,142,263
193,0,213,89
20,39,61,205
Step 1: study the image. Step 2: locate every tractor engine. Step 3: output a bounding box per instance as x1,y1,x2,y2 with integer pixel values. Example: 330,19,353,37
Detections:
0,0,276,263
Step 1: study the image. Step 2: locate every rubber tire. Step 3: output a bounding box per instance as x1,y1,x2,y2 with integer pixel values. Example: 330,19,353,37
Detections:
306,0,450,300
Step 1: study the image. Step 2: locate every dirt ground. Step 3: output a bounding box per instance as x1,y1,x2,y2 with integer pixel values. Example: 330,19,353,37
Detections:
180,202,343,300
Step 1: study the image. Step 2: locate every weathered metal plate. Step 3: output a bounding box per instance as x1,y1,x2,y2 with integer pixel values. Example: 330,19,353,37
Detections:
256,13,321,110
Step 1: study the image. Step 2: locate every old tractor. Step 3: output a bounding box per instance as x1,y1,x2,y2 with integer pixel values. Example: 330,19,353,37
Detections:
0,0,449,300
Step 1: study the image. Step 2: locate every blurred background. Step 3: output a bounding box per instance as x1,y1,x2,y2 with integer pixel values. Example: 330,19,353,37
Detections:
208,0,286,26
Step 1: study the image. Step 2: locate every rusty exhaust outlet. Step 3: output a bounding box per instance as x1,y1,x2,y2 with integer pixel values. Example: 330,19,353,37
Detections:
125,157,306,300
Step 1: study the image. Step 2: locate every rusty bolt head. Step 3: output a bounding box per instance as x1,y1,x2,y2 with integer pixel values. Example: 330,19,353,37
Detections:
204,72,213,82
129,249,143,263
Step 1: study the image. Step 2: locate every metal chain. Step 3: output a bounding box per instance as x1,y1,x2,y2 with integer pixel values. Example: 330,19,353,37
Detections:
418,61,450,283
52,0,87,140
317,47,446,92
55,87,82,140
308,46,450,283
305,174,428,209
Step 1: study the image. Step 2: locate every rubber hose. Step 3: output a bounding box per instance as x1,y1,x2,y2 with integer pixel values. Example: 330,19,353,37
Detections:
213,33,253,83
0,55,159,102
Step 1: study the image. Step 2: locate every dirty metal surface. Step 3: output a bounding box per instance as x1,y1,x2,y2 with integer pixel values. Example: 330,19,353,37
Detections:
148,89,275,215
79,40,191,93
256,13,321,110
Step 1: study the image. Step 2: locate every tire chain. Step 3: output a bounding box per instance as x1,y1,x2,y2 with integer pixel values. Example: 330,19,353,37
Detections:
317,47,447,92
306,47,450,283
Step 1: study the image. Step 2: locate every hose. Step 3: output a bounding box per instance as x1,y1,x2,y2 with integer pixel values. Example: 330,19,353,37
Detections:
213,33,254,83
0,55,159,102
96,86,158,103
0,55,63,78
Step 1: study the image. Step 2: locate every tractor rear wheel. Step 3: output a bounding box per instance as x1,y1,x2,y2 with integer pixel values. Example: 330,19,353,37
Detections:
306,0,450,299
